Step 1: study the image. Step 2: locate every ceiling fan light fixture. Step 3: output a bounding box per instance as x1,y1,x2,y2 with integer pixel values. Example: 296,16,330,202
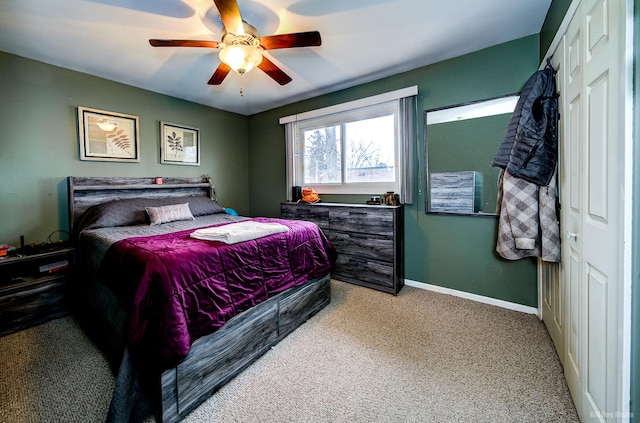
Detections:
149,4,318,86
219,43,263,75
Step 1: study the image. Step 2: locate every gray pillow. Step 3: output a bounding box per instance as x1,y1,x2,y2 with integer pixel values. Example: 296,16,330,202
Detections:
187,196,225,216
146,203,194,226
75,196,225,234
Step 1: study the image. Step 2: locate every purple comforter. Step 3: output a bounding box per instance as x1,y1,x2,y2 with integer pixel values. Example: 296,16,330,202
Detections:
99,217,335,368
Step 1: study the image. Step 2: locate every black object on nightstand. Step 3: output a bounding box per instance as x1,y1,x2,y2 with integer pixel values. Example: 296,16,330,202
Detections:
0,246,75,337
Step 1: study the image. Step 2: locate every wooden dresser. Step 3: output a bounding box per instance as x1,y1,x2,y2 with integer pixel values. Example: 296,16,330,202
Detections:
281,202,404,295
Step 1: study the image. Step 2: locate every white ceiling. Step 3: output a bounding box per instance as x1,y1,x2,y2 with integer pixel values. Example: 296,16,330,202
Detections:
0,0,551,116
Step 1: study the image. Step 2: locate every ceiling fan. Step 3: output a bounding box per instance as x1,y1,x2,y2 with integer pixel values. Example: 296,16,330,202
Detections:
149,0,321,86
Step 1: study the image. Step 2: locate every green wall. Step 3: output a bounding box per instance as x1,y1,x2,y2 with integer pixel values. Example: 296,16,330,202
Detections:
540,0,573,60
0,52,250,247
248,35,540,307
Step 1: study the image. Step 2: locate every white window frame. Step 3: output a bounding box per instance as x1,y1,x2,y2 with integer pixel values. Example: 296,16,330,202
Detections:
296,101,399,195
281,86,417,197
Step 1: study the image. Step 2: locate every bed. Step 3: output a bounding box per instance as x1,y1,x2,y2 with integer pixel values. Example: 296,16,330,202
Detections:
67,176,335,423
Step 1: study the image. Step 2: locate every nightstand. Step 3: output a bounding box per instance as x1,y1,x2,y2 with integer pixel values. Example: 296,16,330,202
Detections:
0,247,75,337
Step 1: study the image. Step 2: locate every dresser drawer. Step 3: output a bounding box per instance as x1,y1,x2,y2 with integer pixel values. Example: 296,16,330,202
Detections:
333,254,394,290
0,247,74,337
0,276,68,337
280,204,329,229
326,230,393,262
329,208,394,235
281,202,403,295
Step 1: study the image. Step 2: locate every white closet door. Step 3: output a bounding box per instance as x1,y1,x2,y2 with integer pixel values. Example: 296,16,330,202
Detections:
559,0,628,420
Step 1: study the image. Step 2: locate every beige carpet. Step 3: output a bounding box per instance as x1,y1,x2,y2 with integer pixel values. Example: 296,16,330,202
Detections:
0,280,578,422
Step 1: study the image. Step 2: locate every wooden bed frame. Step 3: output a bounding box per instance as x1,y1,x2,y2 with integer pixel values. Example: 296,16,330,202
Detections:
67,176,331,422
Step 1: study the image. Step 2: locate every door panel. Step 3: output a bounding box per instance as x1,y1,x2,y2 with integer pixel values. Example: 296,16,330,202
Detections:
586,73,609,221
568,95,582,212
586,0,607,52
542,261,563,359
558,0,625,420
566,246,582,410
561,8,584,413
586,264,607,412
541,50,564,360
582,0,621,418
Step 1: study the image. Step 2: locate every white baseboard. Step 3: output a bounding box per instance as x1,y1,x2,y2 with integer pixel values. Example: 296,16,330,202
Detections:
404,279,538,315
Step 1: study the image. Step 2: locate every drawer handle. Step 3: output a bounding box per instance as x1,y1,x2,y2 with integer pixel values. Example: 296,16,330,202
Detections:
348,212,368,216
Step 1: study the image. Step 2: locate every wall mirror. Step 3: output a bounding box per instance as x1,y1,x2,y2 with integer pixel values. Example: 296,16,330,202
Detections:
424,94,519,216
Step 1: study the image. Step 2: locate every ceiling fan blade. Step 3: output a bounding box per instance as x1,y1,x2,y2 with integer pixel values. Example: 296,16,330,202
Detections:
149,39,219,48
257,56,292,85
259,31,321,50
213,0,245,35
208,63,232,85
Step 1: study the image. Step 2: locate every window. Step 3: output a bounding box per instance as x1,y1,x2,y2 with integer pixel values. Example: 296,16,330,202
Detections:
298,102,398,194
282,87,417,200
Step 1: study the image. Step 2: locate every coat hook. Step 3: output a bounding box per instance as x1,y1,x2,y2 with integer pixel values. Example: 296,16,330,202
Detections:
546,56,555,71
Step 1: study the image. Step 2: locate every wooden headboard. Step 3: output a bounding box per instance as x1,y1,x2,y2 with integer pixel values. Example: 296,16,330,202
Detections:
67,176,215,236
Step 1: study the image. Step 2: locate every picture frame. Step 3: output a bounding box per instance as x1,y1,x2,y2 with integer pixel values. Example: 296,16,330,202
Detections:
160,121,200,166
77,106,140,162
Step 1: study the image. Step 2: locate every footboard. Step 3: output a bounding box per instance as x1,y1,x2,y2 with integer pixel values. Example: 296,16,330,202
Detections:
160,274,331,422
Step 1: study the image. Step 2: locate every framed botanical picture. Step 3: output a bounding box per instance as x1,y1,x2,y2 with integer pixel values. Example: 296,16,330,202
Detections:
160,122,200,166
77,106,140,162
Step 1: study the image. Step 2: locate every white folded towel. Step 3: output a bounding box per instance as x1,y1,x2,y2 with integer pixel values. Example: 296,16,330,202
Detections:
190,221,289,244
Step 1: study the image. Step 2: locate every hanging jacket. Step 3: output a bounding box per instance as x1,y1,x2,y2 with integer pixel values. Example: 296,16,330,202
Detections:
492,67,559,186
495,169,561,262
